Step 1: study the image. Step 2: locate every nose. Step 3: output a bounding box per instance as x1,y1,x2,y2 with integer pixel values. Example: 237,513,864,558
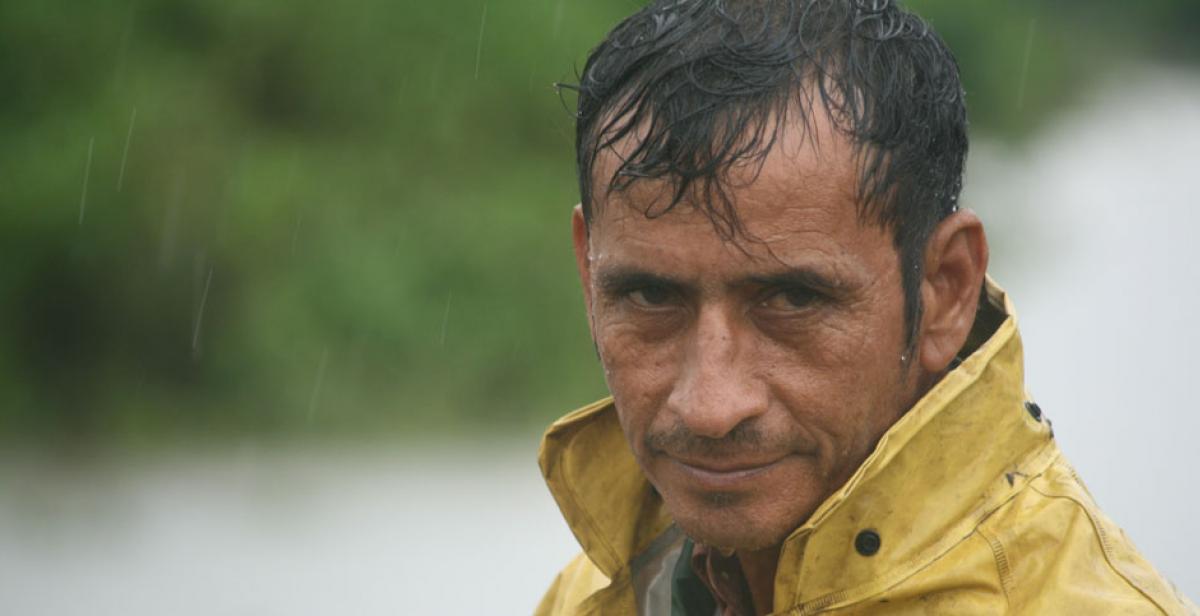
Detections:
665,304,767,439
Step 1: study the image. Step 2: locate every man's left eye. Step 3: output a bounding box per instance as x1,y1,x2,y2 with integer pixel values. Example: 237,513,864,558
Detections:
760,287,818,311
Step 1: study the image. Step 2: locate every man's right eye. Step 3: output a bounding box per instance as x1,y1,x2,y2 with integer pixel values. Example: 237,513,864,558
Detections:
628,286,673,307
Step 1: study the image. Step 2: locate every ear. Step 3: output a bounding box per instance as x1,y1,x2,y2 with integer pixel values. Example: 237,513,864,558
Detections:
571,204,597,338
917,209,989,374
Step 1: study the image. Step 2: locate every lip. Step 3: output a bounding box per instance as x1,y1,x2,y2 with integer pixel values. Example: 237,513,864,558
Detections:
667,455,786,491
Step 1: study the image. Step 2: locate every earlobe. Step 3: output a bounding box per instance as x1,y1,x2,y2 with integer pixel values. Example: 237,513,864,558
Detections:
917,210,989,374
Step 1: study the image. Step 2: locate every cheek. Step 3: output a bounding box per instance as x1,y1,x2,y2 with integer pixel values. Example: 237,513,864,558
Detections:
761,313,875,392
594,321,681,441
761,309,904,451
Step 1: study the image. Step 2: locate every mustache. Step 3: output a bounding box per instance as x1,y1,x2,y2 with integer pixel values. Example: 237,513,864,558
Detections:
644,422,779,457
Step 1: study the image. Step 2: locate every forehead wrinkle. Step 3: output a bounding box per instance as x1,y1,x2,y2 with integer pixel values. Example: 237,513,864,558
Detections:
593,159,851,256
591,179,862,271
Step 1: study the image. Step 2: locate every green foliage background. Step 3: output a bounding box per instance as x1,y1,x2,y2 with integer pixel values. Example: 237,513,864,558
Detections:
2,0,1195,443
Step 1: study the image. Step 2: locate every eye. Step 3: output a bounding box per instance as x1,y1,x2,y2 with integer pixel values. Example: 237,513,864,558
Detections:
628,285,674,308
760,286,819,311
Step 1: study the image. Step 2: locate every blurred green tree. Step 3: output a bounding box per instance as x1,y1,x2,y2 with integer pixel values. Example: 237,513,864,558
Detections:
0,0,1194,443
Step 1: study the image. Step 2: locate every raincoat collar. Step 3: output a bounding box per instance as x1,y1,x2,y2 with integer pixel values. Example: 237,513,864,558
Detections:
538,278,1058,613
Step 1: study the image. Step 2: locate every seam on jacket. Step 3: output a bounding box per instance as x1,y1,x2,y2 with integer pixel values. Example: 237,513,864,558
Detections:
784,477,1012,615
1028,483,1172,615
786,440,1060,615
974,526,1013,607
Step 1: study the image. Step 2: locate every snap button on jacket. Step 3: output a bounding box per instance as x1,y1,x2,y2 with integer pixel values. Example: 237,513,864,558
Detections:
536,280,1198,615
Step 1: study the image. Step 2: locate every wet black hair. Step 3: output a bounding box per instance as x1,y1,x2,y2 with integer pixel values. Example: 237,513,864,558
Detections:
565,0,968,346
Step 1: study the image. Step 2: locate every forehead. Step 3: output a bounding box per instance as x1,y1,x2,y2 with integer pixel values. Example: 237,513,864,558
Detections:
588,112,890,276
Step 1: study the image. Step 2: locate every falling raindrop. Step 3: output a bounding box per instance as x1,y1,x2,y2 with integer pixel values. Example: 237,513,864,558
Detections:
78,137,95,225
192,266,213,357
308,347,330,422
552,0,566,39
1016,18,1037,111
474,2,488,80
440,291,453,347
117,107,137,192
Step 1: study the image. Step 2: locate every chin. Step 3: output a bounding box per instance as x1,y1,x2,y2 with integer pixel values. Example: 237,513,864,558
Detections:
666,492,796,552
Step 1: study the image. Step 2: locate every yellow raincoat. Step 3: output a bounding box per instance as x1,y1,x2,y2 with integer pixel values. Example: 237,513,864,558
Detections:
536,281,1197,615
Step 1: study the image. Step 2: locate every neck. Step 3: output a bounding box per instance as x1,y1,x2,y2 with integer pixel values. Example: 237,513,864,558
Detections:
737,544,781,616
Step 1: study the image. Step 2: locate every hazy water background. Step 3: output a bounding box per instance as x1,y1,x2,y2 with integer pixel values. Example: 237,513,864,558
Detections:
2,68,1198,615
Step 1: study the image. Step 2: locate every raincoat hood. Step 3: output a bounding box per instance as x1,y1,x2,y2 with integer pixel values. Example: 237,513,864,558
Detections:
537,279,1196,615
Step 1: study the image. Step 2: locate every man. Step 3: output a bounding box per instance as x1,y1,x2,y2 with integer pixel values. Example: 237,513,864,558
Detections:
536,1,1196,614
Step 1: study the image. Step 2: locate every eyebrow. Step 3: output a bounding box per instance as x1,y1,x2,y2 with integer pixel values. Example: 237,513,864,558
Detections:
596,267,689,297
594,265,843,297
739,269,842,294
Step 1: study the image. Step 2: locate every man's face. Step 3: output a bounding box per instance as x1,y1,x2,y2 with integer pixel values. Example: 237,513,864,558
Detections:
575,115,926,551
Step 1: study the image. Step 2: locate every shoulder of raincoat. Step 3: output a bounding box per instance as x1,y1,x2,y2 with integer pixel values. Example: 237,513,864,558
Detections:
535,279,1198,615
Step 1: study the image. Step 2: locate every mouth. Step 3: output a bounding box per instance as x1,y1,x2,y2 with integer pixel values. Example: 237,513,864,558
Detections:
666,455,787,491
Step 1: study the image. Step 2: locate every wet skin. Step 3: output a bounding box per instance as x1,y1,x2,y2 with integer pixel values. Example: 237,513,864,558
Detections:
571,111,988,565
